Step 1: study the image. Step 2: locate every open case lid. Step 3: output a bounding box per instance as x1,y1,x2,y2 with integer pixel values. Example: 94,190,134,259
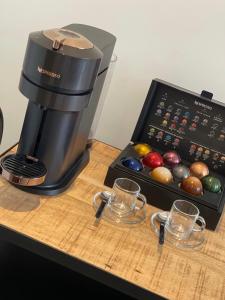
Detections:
131,79,225,174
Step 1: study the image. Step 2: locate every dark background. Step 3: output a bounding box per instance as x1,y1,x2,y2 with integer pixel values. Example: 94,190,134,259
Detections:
0,241,134,300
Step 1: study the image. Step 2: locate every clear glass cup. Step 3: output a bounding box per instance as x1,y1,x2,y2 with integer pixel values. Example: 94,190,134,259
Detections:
109,178,146,217
165,199,206,240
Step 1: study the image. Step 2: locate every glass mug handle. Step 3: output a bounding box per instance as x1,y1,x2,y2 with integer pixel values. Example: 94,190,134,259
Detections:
136,193,147,210
193,216,206,232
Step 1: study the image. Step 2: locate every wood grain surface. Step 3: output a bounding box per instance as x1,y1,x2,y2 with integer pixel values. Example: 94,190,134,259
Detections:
0,141,225,300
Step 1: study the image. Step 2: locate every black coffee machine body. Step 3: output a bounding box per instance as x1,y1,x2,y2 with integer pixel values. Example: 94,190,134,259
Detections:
0,108,3,145
0,24,116,195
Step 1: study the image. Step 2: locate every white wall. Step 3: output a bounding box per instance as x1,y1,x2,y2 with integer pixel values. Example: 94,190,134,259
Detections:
1,0,225,152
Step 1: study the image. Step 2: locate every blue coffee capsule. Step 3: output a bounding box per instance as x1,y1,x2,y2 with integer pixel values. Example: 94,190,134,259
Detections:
121,157,143,171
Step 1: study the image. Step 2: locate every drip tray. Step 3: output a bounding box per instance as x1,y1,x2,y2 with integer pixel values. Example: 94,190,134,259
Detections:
0,154,47,186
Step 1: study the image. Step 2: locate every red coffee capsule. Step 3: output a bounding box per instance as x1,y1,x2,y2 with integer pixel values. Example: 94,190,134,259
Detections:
142,152,163,169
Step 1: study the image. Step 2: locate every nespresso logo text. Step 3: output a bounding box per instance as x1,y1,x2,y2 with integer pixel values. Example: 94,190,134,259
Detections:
37,66,61,79
194,100,212,110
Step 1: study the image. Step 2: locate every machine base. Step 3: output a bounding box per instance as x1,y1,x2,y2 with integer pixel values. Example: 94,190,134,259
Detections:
15,150,90,196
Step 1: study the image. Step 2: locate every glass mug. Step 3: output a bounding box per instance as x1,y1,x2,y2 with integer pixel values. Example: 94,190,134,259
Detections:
165,199,206,240
108,178,146,217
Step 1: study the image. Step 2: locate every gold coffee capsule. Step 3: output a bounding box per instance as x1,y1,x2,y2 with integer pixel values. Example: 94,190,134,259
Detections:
134,143,152,157
150,167,173,184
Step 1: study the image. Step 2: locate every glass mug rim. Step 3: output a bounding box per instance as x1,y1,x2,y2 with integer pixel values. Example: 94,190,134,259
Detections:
173,199,199,217
114,177,141,194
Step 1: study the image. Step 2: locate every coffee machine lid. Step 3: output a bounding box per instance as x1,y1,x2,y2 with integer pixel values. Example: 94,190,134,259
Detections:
19,25,103,99
43,28,94,50
19,24,116,111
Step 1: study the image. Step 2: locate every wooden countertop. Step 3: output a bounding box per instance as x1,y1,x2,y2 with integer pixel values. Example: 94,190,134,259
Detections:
0,141,225,299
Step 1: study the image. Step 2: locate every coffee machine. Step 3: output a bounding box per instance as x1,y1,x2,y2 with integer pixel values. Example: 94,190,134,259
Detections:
0,24,116,195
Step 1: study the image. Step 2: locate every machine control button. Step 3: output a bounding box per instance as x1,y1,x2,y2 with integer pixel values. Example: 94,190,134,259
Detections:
43,28,94,50
52,39,62,50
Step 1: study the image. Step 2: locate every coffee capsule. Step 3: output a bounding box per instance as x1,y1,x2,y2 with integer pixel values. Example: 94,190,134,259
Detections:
172,164,190,180
150,167,173,184
202,175,221,193
190,162,209,179
134,143,152,157
181,176,203,196
163,151,181,167
121,157,143,171
142,152,163,169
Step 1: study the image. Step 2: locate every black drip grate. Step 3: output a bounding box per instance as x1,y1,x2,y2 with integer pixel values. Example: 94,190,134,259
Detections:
1,154,47,186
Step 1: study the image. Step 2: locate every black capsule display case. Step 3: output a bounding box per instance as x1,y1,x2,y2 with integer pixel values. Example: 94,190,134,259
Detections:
104,79,225,230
